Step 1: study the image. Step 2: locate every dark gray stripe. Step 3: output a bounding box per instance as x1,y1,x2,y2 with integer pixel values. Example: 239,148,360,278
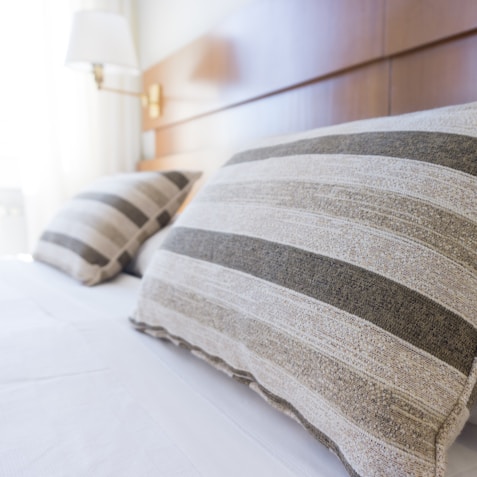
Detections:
40,231,109,266
77,192,149,227
162,227,477,374
162,171,189,190
227,131,477,176
157,210,171,228
117,250,132,267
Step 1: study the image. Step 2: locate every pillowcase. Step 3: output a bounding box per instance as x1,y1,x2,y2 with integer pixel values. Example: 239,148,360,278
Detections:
125,216,177,277
34,170,200,285
131,102,477,477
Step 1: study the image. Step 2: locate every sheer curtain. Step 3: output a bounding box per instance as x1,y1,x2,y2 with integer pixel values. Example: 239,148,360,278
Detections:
0,0,141,252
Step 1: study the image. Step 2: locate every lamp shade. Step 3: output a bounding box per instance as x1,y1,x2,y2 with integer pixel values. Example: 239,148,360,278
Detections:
65,10,139,74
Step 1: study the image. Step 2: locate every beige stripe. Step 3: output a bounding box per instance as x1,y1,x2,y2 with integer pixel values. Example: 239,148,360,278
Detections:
87,186,162,218
251,364,435,476
211,155,477,220
180,202,477,325
130,181,170,206
126,185,176,216
67,200,138,238
83,172,174,192
118,179,172,211
137,291,437,474
81,178,174,217
199,181,476,267
144,251,465,415
56,208,129,248
96,172,181,195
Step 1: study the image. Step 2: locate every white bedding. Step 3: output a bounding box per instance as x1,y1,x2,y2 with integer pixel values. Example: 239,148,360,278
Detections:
1,257,476,477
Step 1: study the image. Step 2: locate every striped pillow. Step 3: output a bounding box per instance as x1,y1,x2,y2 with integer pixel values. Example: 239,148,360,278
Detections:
131,102,477,477
34,170,200,285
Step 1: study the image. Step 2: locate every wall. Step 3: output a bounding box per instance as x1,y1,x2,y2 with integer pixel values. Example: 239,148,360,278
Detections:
0,0,143,253
136,0,253,70
0,189,27,255
137,0,253,158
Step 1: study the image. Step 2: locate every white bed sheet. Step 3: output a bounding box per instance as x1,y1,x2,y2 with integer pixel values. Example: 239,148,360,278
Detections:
0,257,476,477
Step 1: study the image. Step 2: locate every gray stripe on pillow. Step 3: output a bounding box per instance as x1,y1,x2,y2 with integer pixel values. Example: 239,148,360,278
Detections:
227,131,477,176
162,227,477,374
40,231,109,266
184,201,477,322
117,250,132,267
77,192,149,227
157,210,171,227
162,171,189,190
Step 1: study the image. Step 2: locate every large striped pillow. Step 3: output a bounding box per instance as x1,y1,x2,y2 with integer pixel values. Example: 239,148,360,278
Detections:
131,102,477,477
34,170,200,285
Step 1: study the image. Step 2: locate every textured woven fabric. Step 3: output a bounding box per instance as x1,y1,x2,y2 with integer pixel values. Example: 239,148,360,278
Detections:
125,216,177,277
34,171,200,285
132,102,477,477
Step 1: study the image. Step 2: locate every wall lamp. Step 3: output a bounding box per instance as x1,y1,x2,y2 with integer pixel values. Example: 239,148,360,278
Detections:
65,10,161,119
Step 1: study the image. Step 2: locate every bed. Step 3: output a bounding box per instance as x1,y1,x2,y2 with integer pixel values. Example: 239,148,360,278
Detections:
2,1,477,476
2,255,477,477
1,257,342,477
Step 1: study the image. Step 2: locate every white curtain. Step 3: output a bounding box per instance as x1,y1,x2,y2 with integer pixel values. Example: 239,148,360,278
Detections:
0,0,141,251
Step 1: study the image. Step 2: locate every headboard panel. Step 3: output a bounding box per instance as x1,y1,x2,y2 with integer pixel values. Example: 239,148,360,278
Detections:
148,61,389,157
391,34,477,114
385,0,477,54
142,0,385,132
139,0,477,173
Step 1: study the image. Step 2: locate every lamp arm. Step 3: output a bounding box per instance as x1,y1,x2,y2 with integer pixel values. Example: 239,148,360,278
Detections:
99,85,145,100
91,64,161,118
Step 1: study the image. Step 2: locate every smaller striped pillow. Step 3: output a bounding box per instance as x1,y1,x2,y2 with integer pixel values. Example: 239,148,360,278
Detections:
34,170,200,285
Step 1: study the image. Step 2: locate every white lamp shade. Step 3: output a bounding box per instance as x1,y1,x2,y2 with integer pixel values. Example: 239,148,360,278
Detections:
65,10,139,74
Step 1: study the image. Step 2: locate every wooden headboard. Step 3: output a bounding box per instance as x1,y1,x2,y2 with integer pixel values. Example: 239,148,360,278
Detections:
138,0,477,181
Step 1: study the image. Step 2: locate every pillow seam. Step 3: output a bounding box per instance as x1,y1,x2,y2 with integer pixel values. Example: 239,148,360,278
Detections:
435,355,477,476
